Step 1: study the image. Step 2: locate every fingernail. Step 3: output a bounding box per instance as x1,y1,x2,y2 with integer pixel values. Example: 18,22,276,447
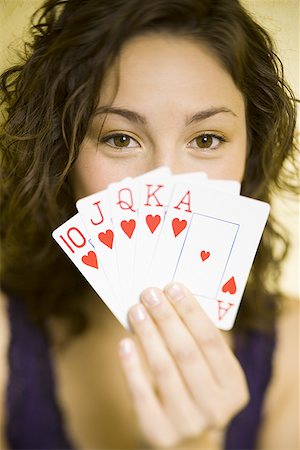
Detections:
119,338,134,357
142,287,162,307
166,283,185,301
130,304,147,322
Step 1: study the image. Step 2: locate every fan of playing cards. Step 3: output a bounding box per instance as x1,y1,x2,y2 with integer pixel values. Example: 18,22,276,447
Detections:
52,167,270,330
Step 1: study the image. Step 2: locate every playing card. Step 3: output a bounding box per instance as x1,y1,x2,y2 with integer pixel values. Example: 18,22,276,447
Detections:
52,214,128,327
76,187,121,305
147,182,270,330
173,172,208,184
108,176,138,308
206,179,241,194
174,173,240,195
131,167,173,303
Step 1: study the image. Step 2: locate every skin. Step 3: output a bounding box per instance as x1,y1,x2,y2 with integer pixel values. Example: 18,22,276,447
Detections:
71,34,249,447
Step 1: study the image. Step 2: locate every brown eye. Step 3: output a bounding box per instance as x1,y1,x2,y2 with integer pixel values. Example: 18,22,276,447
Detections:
102,133,140,149
188,133,226,150
196,134,213,148
113,135,131,147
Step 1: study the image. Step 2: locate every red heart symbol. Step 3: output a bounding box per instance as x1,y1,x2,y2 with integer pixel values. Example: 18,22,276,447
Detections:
222,276,237,295
146,214,161,234
81,251,98,269
172,218,187,237
121,219,136,239
98,229,114,249
200,250,210,261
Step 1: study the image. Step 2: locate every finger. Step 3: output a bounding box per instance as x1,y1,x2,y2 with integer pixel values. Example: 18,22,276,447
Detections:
164,283,247,390
140,287,220,409
118,337,179,447
128,305,204,437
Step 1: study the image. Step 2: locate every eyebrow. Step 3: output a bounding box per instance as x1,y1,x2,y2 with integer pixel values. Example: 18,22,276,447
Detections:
95,106,147,125
94,105,237,126
186,107,237,125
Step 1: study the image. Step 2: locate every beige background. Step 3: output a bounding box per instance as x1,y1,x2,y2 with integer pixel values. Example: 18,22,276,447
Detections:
0,0,299,299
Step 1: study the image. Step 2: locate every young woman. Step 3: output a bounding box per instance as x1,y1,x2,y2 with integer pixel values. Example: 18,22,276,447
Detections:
0,0,298,449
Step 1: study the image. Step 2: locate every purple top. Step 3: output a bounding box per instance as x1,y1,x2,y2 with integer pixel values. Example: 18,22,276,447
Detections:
225,330,275,449
5,297,73,450
5,297,275,449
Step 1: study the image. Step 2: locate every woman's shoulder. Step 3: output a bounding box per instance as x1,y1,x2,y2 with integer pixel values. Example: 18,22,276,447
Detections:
0,290,10,449
257,297,299,449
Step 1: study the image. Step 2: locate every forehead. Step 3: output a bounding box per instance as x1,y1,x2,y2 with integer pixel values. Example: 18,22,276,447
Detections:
99,34,245,116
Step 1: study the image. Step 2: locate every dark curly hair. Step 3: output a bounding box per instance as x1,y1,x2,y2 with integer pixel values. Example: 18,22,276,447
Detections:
0,0,298,335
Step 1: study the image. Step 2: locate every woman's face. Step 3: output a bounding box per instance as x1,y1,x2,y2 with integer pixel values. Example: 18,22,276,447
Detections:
72,34,247,198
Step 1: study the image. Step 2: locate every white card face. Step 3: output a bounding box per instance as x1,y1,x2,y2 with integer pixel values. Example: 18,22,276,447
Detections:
206,179,241,194
108,177,139,308
174,214,239,297
173,173,240,195
173,172,208,183
131,167,173,304
147,182,270,330
76,189,121,304
52,214,128,328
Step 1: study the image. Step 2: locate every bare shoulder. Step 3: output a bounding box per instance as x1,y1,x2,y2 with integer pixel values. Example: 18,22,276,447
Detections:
257,298,300,449
0,290,9,449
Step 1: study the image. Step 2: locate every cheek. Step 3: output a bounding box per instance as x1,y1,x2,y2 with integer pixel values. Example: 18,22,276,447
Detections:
70,143,110,198
223,146,247,182
70,142,139,199
71,163,103,199
230,153,246,182
217,125,247,182
197,142,247,183
235,130,248,182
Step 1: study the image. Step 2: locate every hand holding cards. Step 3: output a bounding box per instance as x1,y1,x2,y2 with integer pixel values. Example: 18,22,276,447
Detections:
52,167,270,330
